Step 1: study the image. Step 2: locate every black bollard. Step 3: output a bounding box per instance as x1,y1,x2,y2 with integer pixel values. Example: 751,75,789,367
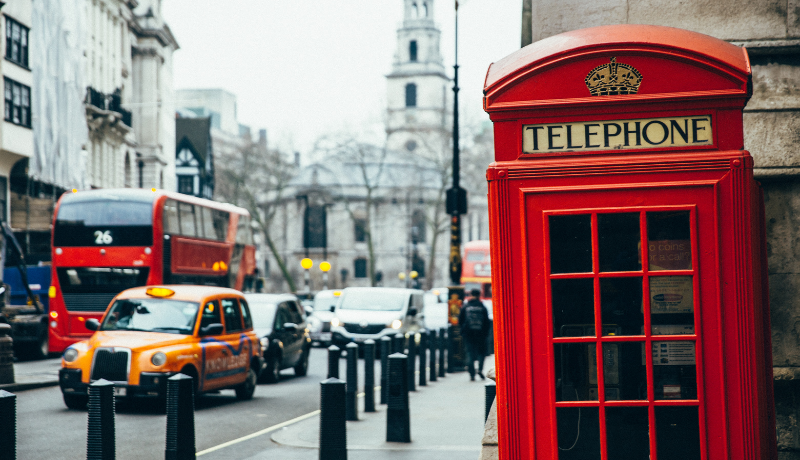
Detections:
386,353,410,443
320,378,347,460
418,330,427,387
87,379,115,460
327,345,341,379
438,327,446,378
407,333,416,391
429,329,438,382
380,336,391,405
165,373,195,460
0,324,13,385
485,380,497,423
363,340,376,413
0,390,15,460
392,332,405,355
345,342,358,421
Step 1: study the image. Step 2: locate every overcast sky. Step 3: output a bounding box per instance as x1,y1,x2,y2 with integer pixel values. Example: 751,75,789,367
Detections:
162,0,522,156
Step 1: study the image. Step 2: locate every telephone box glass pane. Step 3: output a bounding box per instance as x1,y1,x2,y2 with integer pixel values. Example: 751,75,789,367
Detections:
550,214,592,274
650,276,694,335
652,341,697,400
655,406,701,460
555,343,598,401
647,211,691,271
600,277,643,336
606,407,649,459
603,342,646,400
556,407,600,459
553,278,594,338
598,213,641,272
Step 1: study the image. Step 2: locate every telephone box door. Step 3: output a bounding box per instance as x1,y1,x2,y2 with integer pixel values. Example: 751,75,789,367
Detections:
525,183,724,459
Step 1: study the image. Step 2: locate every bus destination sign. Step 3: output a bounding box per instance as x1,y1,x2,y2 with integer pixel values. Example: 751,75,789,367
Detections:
522,115,713,154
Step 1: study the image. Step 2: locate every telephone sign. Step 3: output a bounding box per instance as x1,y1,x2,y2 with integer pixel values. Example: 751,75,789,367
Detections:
484,25,776,460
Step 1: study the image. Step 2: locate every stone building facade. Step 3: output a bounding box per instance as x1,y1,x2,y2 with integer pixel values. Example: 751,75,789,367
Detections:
521,0,800,456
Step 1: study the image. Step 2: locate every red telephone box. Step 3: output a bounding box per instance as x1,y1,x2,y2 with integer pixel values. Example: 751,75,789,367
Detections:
483,25,776,460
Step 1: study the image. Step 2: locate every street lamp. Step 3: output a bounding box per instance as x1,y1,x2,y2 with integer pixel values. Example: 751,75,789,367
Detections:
301,257,313,294
447,0,467,285
320,261,331,290
410,270,419,289
398,272,407,287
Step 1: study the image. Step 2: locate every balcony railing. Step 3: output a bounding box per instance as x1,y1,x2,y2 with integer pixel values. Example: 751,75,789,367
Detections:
86,86,133,127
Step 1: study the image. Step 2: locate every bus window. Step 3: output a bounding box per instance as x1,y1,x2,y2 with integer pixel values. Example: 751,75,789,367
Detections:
163,199,180,234
212,209,229,241
178,202,197,237
236,215,253,245
200,206,216,240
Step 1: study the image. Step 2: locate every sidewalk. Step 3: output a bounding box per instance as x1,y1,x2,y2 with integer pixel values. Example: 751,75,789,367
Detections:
268,364,490,460
0,356,61,392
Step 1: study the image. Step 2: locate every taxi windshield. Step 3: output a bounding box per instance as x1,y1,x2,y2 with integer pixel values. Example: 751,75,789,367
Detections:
102,298,200,335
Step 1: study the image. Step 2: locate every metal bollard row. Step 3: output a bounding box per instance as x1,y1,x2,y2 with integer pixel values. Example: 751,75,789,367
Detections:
345,343,358,421
407,334,416,392
418,330,427,387
0,390,15,460
429,328,438,382
485,380,497,423
363,339,376,413
380,336,391,405
165,373,196,460
327,345,341,379
438,327,446,378
392,332,404,355
386,353,410,443
320,378,347,460
87,379,115,460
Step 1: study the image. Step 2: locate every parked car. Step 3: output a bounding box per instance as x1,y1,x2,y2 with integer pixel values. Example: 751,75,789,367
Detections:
423,289,449,331
330,287,425,350
59,285,262,409
244,293,311,383
307,289,340,347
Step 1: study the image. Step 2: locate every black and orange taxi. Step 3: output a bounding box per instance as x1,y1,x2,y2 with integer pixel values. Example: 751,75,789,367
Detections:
58,285,262,409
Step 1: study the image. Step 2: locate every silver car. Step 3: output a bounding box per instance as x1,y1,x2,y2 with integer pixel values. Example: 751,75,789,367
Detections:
330,287,425,350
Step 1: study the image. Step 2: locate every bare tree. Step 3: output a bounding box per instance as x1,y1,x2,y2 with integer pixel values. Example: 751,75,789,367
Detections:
214,134,298,292
314,134,389,287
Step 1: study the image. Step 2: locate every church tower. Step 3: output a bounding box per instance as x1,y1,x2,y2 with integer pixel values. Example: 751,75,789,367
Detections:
386,0,450,157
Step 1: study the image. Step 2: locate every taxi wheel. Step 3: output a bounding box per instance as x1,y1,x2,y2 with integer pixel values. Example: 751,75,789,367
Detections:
294,347,309,377
235,367,257,400
63,393,88,410
261,355,281,384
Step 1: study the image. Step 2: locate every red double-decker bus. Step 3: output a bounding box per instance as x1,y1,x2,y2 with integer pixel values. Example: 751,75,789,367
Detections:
48,188,257,353
461,240,492,301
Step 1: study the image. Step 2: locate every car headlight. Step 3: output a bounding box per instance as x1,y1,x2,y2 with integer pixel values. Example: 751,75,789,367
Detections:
391,319,402,329
151,352,167,367
260,337,268,349
331,318,340,328
63,348,79,363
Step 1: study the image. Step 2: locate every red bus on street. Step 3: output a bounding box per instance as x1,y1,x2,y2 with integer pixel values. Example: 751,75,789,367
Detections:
461,240,492,301
48,188,257,353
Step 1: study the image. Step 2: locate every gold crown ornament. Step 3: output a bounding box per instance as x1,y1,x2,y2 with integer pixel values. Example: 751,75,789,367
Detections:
585,57,643,96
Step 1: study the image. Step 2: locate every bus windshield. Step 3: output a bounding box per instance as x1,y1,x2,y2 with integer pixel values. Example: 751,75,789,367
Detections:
101,298,200,335
54,200,153,246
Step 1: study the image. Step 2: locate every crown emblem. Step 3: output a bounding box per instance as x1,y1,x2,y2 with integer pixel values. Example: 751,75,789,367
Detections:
585,57,643,96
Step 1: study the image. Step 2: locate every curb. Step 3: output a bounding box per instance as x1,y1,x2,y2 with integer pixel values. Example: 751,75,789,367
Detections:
0,379,60,392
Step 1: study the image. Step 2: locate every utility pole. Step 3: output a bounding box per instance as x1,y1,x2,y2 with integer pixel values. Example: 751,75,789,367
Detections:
446,0,467,285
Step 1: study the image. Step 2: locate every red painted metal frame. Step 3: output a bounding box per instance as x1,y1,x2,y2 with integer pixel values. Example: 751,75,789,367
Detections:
484,25,776,460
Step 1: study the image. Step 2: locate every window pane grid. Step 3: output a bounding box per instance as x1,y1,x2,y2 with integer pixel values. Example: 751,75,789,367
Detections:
547,207,703,460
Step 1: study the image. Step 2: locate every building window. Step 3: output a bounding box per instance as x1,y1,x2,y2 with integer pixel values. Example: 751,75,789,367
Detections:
405,83,417,107
354,258,368,278
178,175,195,195
5,17,28,68
409,40,418,62
304,205,327,248
4,77,30,128
354,218,367,242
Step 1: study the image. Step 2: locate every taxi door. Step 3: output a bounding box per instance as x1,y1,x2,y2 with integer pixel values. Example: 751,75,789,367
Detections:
217,297,252,387
198,299,227,392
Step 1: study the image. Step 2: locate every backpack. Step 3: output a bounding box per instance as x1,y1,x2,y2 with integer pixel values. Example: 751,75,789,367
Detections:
464,303,485,332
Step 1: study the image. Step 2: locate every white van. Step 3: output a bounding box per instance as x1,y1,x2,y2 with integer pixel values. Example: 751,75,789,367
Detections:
330,287,425,349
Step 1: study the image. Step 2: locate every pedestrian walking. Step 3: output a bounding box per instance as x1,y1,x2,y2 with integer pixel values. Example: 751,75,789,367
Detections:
458,288,490,381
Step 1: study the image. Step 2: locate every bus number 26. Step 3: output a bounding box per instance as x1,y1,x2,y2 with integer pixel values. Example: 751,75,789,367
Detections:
94,230,113,245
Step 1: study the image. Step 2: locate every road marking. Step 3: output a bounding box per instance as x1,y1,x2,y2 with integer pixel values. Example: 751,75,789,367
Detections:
197,388,379,456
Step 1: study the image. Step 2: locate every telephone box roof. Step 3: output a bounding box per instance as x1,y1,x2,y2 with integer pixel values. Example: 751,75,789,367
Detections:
484,24,750,96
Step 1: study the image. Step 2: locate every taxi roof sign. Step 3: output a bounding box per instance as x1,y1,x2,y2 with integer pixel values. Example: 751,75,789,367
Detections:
146,287,175,298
